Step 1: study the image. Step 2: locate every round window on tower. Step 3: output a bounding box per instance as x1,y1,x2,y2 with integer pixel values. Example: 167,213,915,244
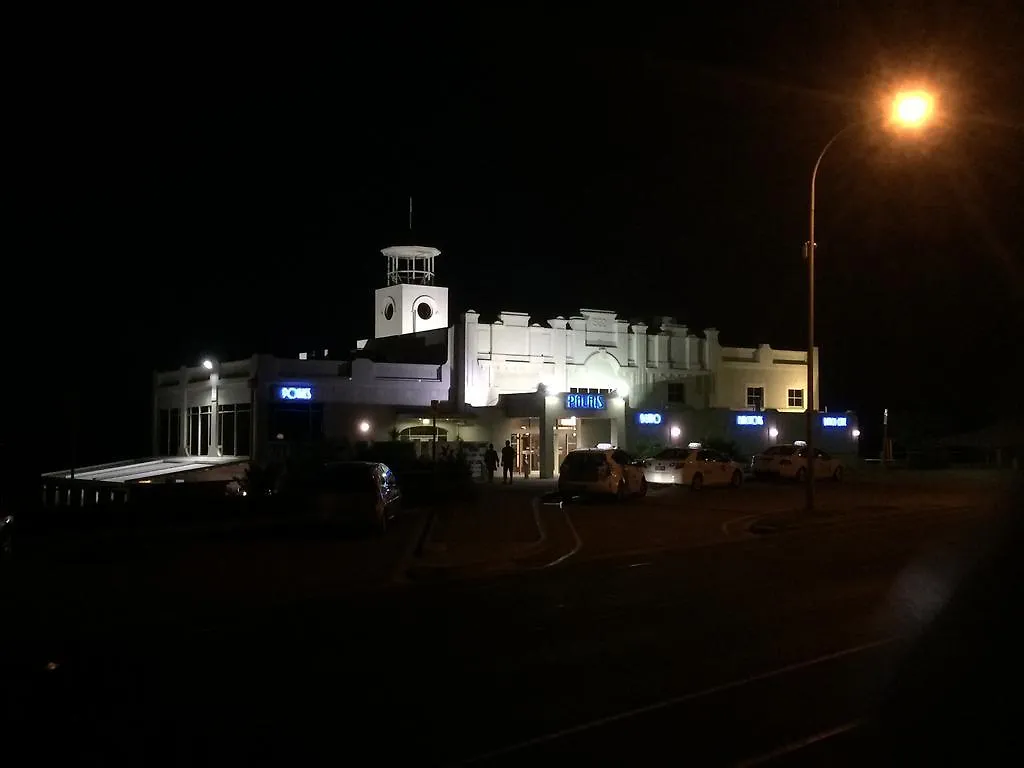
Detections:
417,302,433,320
383,301,395,320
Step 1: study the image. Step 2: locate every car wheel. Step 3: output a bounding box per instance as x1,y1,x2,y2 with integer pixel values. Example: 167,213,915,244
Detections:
833,466,843,482
638,477,648,497
691,473,703,491
730,470,743,488
796,467,807,482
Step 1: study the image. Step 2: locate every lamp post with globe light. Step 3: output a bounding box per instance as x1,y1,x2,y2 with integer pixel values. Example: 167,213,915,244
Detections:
804,90,935,514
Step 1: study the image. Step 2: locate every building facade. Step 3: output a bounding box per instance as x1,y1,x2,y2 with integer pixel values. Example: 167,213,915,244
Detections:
152,244,858,477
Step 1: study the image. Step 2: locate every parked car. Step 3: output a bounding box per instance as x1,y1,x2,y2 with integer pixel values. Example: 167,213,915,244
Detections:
751,444,843,482
558,448,648,499
643,447,745,490
277,461,403,534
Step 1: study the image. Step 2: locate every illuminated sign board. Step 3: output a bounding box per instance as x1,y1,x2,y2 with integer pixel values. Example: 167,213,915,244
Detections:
636,412,663,425
736,414,765,426
565,393,606,410
822,416,848,428
279,386,313,401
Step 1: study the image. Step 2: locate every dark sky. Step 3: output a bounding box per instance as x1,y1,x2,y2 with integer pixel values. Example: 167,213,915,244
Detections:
26,2,1024,466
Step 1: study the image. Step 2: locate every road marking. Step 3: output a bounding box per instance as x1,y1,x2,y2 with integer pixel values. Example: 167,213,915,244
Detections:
625,561,652,568
457,637,896,765
533,505,582,569
731,719,863,767
529,497,548,548
722,514,760,537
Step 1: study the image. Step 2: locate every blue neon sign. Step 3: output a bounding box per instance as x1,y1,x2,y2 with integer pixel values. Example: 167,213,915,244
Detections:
636,412,663,425
736,414,765,426
565,393,606,410
822,416,848,428
279,386,313,401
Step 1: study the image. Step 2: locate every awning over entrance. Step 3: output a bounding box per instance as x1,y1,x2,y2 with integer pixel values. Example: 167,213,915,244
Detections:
43,456,246,484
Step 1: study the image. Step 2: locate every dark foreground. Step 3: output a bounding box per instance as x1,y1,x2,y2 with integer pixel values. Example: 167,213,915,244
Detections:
3,479,1021,766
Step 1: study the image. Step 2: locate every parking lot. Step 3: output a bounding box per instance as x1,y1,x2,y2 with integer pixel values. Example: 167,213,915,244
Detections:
555,470,1009,561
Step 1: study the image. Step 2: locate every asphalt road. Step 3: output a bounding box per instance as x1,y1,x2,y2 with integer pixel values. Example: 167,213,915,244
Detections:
3,476,1018,766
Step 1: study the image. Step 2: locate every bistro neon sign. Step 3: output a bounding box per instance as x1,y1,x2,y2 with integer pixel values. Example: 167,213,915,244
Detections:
279,386,313,401
736,414,765,426
822,416,848,427
565,393,606,410
636,412,663,425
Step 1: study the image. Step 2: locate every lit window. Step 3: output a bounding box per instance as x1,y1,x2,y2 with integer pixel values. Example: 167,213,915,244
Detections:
746,386,765,410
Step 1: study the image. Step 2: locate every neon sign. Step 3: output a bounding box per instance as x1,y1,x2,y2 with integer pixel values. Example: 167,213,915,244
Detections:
822,416,848,427
565,393,606,410
636,412,663,425
736,414,765,426
279,386,312,401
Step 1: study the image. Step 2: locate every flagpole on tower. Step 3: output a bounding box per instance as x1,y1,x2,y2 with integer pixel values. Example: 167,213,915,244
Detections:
409,196,413,231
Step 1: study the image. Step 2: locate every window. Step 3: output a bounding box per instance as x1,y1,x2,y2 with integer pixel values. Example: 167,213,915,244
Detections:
269,402,324,443
746,386,765,410
654,448,692,461
611,450,631,466
156,408,180,455
667,382,686,404
787,388,804,408
187,406,211,456
569,387,614,395
398,425,448,442
416,302,433,320
218,403,252,456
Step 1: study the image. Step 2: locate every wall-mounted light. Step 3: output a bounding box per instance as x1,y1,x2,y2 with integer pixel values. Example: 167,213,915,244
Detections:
852,429,861,438
202,359,214,371
358,420,371,434
768,427,779,439
670,425,682,439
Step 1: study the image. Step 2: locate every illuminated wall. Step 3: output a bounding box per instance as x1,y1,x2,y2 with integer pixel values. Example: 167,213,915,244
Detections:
459,310,812,413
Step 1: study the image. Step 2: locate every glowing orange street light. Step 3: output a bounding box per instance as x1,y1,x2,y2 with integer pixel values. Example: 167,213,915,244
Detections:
891,90,936,127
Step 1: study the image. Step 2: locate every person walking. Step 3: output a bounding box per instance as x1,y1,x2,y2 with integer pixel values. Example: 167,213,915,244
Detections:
484,443,499,483
501,440,515,485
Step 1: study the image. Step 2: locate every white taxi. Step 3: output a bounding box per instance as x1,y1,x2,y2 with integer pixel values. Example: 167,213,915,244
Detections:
642,447,745,490
751,444,844,482
557,448,648,499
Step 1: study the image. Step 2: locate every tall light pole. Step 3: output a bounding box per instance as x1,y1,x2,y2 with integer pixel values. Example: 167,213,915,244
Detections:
804,90,935,513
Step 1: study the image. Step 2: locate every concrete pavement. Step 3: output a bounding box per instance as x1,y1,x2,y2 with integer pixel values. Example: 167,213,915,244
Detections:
4,486,1006,765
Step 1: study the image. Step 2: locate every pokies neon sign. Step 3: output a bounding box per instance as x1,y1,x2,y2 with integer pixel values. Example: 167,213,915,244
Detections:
636,412,663,425
565,393,606,410
279,386,313,401
736,414,765,426
822,416,848,427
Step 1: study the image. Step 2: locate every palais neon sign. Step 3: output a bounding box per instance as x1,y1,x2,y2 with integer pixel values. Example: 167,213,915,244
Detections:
822,416,848,427
565,393,606,410
736,414,765,426
279,386,313,401
636,412,663,425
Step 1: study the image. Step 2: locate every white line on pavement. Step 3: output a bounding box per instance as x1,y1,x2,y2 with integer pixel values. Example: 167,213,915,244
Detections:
731,719,864,767
457,636,896,765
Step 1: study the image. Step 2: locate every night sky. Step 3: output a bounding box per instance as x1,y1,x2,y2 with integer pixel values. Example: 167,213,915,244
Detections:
27,3,1024,469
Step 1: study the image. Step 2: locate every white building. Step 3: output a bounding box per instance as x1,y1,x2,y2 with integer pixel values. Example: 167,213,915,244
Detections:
149,244,856,479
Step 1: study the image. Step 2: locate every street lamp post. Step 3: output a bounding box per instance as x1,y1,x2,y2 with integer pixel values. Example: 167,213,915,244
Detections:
806,122,860,513
804,90,935,514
